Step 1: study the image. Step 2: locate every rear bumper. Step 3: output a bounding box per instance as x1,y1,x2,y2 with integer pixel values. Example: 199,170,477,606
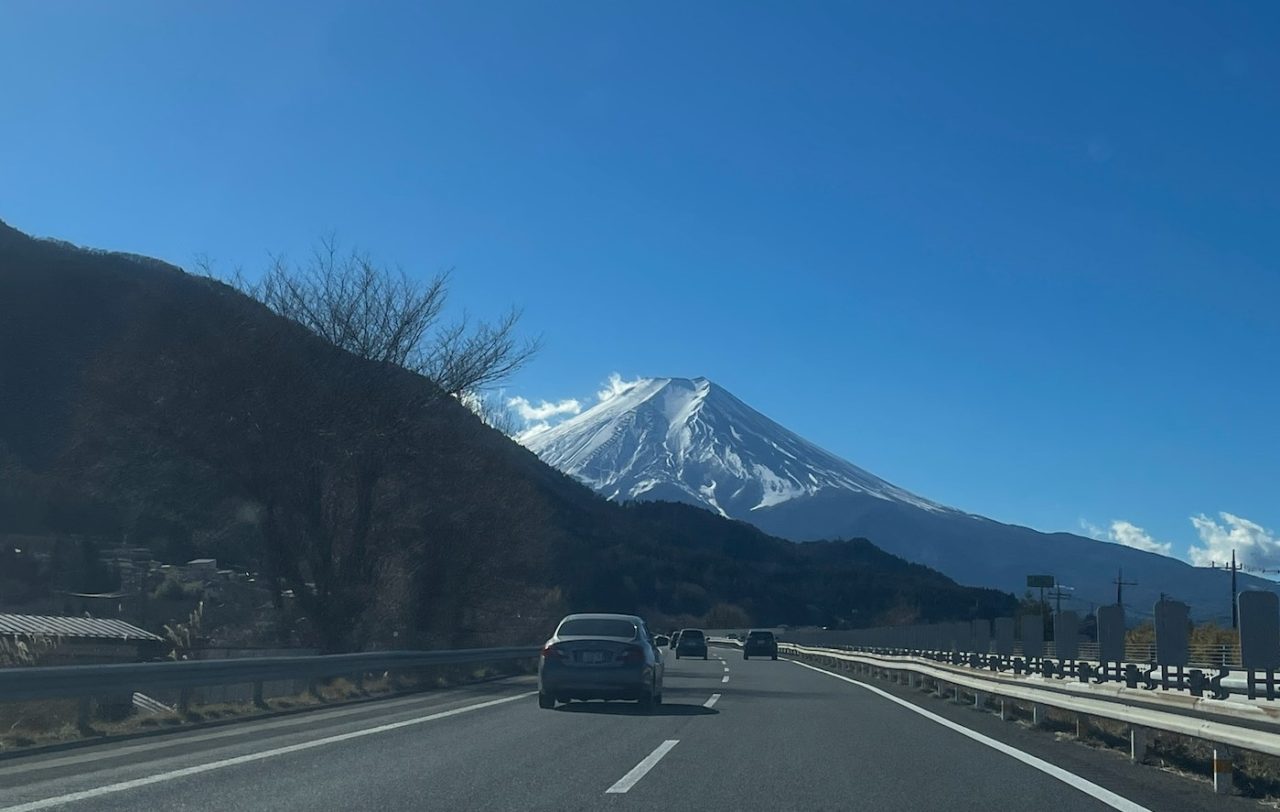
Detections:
539,663,653,699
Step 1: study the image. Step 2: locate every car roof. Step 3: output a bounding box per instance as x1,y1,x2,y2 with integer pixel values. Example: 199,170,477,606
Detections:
558,613,644,623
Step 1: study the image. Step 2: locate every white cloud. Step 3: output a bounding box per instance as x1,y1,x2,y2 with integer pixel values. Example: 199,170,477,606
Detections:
508,372,646,446
1107,520,1173,555
1080,518,1173,555
506,396,581,422
1188,512,1280,569
597,373,645,403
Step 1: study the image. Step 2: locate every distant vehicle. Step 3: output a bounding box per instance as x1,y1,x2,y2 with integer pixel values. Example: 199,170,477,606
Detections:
743,629,778,660
669,630,681,649
653,634,670,648
675,628,708,659
538,613,664,710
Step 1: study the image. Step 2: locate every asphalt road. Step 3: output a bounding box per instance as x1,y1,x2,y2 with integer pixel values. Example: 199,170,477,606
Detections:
0,646,1257,811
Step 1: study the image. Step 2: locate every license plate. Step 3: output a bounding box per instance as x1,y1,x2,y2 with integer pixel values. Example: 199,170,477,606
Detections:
581,651,607,664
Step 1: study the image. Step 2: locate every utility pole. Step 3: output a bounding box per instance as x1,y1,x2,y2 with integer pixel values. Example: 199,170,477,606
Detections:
1113,568,1137,606
1048,586,1073,618
1231,549,1240,630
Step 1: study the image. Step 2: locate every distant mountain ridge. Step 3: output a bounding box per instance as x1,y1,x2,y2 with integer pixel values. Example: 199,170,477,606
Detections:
525,376,1280,620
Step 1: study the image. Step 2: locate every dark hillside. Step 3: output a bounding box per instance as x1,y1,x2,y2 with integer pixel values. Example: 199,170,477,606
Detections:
0,220,1015,648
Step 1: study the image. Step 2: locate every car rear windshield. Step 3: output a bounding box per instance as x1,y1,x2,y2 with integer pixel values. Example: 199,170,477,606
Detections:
557,618,638,638
748,631,774,640
680,630,705,640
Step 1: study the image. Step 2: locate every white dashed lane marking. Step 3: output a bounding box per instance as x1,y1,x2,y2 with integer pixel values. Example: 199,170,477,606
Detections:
605,740,680,794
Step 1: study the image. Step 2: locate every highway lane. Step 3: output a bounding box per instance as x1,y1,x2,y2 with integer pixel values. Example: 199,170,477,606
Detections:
0,647,1253,811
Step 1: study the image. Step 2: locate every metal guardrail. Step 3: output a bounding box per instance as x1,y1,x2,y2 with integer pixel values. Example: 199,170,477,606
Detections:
780,643,1280,796
0,646,541,703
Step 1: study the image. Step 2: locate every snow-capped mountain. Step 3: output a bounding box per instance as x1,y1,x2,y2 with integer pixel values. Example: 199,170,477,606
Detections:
527,376,947,517
525,376,1280,620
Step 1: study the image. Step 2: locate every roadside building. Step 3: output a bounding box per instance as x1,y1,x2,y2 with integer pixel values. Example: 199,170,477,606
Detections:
0,613,165,665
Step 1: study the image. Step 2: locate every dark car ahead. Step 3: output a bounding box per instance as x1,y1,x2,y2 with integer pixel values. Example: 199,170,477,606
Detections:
675,628,708,659
538,613,664,710
743,629,778,660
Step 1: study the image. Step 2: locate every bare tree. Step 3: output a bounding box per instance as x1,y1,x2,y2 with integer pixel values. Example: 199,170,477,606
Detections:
234,237,540,398
460,390,522,436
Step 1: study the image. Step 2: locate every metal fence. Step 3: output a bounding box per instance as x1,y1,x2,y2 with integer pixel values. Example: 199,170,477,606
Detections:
780,593,1280,700
0,646,541,708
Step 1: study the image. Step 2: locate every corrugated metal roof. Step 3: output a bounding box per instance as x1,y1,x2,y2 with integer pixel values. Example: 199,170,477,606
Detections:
0,614,163,641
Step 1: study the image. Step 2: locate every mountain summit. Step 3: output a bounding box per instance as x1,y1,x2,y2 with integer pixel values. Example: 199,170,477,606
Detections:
527,376,946,517
526,375,1280,619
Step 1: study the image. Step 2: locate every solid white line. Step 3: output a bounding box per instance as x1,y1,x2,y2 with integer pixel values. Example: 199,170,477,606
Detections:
0,692,535,812
721,675,729,683
605,740,679,794
790,661,1151,812
703,693,721,709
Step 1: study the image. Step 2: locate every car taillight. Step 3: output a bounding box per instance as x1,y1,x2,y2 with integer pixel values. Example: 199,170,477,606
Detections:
541,644,565,660
618,645,645,664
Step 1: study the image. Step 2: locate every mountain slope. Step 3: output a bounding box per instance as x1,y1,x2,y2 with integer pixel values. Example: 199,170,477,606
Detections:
526,376,1279,620
0,220,1014,646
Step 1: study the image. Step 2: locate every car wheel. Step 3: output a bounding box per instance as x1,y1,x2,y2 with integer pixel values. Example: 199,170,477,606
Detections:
743,653,749,660
638,692,655,713
771,654,778,660
703,653,708,660
675,652,680,659
538,692,555,709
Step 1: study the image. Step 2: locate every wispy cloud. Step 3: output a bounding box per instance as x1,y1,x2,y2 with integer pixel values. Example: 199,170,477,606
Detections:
1078,519,1106,540
1188,512,1280,569
1079,518,1172,555
506,396,582,422
597,373,645,403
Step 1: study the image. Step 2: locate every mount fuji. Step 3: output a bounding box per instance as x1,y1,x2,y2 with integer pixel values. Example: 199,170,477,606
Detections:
525,376,1279,620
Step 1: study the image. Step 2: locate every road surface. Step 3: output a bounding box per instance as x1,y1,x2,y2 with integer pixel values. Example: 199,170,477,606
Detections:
0,647,1252,811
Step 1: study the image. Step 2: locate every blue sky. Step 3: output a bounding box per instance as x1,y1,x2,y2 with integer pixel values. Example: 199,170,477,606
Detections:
3,2,1277,567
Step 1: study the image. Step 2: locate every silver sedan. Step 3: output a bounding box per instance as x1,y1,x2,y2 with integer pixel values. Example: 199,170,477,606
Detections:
537,613,665,710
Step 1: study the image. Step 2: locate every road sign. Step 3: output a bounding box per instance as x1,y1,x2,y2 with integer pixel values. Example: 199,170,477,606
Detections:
1026,575,1055,589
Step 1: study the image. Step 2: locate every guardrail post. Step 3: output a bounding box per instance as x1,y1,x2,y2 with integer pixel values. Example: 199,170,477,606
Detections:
952,684,961,704
973,690,985,709
1213,743,1233,795
178,687,192,716
935,679,946,699
1130,726,1147,763
999,698,1010,721
252,681,266,709
1076,713,1089,740
1031,703,1044,727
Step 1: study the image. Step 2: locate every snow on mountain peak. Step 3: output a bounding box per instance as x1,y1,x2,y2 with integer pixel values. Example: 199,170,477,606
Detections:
523,376,949,517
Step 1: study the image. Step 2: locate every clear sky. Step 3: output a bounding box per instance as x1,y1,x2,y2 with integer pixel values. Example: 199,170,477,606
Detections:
3,2,1277,567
